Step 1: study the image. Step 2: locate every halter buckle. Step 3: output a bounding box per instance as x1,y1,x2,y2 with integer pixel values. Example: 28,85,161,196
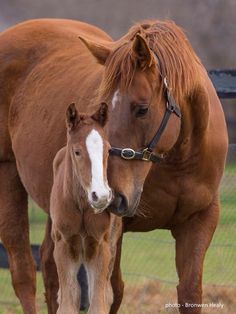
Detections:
121,148,135,160
142,148,153,161
166,100,175,112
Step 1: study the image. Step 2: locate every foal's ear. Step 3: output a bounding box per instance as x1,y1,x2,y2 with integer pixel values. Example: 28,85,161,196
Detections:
91,102,108,127
79,36,111,65
66,103,79,131
132,33,153,68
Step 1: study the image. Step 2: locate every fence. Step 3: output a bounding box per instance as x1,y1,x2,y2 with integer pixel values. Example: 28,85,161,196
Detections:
0,70,235,313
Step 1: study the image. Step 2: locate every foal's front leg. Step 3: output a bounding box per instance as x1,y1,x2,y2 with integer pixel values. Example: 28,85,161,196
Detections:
85,236,114,314
53,231,81,314
171,199,219,314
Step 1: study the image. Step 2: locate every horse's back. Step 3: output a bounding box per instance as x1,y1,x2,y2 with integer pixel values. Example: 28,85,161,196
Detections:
0,18,112,47
0,18,112,102
0,18,112,96
0,18,112,122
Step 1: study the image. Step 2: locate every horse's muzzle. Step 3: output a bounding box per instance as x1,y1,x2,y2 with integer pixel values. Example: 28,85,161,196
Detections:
108,192,138,217
90,190,113,214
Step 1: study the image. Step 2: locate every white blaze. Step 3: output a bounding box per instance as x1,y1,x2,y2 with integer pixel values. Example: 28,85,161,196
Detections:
112,89,120,109
85,129,111,208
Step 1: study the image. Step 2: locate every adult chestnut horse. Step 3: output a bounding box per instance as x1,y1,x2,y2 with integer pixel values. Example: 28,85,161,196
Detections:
0,18,227,314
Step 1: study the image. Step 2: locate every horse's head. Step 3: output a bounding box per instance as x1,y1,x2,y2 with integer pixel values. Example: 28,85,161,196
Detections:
66,102,112,213
79,23,196,216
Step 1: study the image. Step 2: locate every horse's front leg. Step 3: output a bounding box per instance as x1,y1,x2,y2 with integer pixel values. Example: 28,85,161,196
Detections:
53,230,81,314
110,233,124,314
40,216,59,314
171,199,219,314
85,236,114,314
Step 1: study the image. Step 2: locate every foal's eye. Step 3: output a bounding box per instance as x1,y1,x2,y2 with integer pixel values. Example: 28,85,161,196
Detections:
135,105,149,118
74,150,80,156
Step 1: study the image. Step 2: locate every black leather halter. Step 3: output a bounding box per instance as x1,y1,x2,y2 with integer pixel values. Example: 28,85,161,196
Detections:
109,54,181,163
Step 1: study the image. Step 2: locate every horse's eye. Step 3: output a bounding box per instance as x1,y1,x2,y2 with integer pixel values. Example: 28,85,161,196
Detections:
136,105,149,118
74,150,80,156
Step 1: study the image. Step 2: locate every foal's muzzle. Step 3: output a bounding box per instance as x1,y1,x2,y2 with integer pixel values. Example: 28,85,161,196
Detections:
90,189,113,213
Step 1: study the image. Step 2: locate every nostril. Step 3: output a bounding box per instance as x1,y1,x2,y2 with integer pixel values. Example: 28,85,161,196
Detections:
92,191,98,202
118,193,127,213
110,193,128,216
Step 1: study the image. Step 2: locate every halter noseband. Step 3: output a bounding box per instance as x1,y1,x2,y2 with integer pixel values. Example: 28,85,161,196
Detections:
109,52,182,163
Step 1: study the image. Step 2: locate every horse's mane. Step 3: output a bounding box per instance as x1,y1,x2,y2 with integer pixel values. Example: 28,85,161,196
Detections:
98,20,203,103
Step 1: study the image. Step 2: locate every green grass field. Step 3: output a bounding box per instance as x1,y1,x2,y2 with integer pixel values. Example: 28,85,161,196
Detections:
0,164,235,313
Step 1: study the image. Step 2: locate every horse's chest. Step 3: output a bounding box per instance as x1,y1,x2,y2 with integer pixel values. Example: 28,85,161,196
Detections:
82,210,110,240
80,210,111,260
124,176,213,231
173,180,214,223
81,211,121,261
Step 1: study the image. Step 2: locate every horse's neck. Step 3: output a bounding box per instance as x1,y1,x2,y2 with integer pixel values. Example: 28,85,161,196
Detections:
62,149,88,210
170,85,210,162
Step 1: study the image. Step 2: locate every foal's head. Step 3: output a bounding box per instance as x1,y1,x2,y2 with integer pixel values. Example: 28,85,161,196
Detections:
66,102,112,212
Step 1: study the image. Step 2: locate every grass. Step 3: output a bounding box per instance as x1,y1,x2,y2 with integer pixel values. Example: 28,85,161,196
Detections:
0,164,235,313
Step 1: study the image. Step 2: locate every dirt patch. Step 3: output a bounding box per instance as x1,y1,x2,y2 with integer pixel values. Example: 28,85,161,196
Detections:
122,281,236,313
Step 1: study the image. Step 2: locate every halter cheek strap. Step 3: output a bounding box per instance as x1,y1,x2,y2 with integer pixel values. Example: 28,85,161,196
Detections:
146,78,181,151
109,54,182,163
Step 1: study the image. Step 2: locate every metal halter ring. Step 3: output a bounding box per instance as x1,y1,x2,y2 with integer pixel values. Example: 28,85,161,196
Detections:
121,148,135,160
142,148,153,161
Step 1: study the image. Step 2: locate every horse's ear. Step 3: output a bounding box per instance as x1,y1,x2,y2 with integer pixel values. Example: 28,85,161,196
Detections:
132,33,153,68
66,103,79,131
91,102,108,127
79,36,111,65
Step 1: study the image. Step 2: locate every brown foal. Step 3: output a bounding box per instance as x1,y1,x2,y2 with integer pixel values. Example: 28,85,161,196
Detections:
50,103,121,314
